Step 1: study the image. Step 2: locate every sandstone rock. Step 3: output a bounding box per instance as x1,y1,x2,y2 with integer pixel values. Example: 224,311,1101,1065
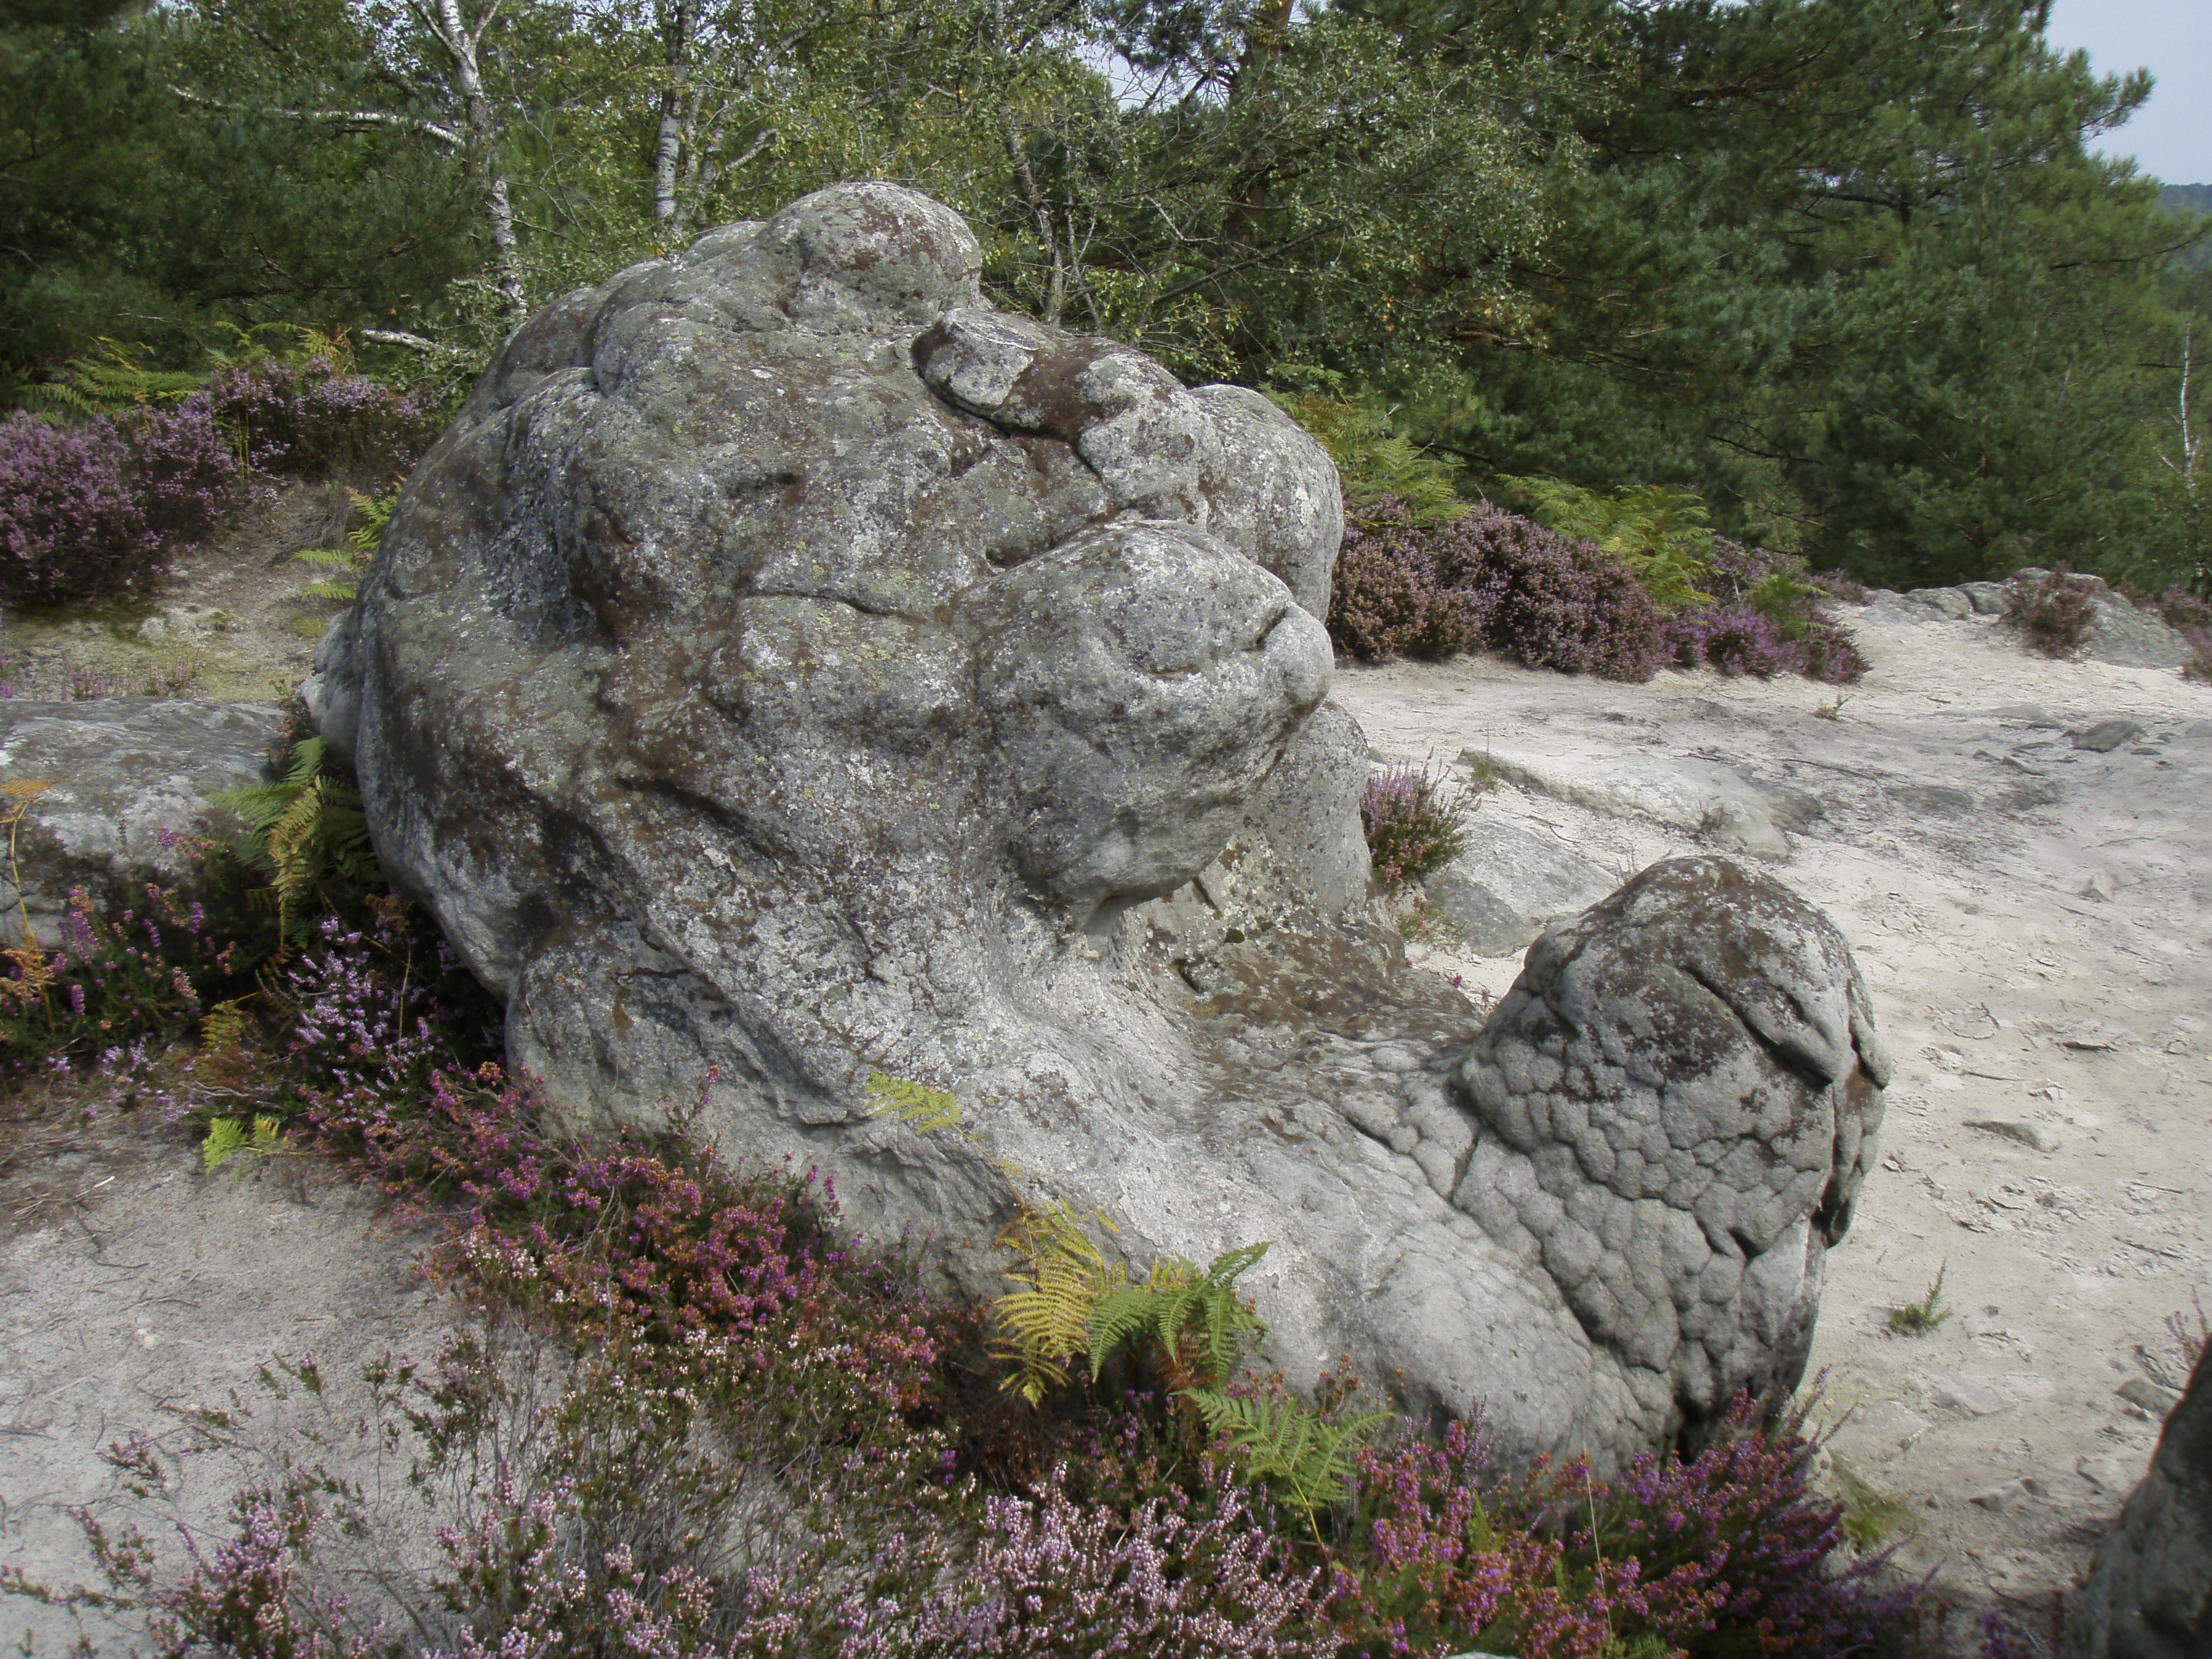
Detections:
1961,581,2011,615
2074,719,2148,753
1423,819,1616,958
312,182,1876,1468
0,701,283,946
1453,855,1888,1438
2068,1345,2212,1659
1902,586,1975,619
1966,1119,2062,1153
1931,1377,2007,1417
2081,597,2195,671
1467,748,1791,860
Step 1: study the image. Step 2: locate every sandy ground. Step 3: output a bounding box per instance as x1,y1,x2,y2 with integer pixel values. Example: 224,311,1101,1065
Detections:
1335,604,2212,1641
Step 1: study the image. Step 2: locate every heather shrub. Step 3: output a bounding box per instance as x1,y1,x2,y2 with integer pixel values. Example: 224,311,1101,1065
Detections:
1664,605,1807,678
1359,762,1474,893
1667,539,1867,683
1468,506,1668,680
207,357,441,482
125,394,238,551
0,410,159,603
2157,583,2212,680
2005,565,2098,657
1330,500,1496,660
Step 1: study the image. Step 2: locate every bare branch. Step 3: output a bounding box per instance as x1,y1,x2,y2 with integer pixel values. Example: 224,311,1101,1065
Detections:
169,86,462,150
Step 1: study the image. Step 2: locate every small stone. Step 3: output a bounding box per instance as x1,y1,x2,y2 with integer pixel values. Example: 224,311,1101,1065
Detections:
1965,1119,2062,1153
2077,1454,2134,1495
2071,719,2146,753
2116,1377,2180,1416
1931,1377,2007,1417
2082,871,2117,902
1971,1478,2028,1511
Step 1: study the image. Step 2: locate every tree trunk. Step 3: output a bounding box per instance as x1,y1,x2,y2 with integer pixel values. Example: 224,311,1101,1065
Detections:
422,0,525,317
652,0,701,229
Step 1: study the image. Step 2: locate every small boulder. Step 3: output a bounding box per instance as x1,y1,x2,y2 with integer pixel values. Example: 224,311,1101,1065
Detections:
2074,719,2148,753
1902,586,1975,619
1423,820,1616,957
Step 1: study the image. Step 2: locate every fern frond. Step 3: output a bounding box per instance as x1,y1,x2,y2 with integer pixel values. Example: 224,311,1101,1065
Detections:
302,580,360,603
203,1117,248,1172
863,1071,963,1134
991,1200,1122,1405
1187,1389,1389,1522
290,548,359,572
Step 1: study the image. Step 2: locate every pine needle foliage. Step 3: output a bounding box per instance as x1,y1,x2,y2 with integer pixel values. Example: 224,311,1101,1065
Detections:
212,736,382,956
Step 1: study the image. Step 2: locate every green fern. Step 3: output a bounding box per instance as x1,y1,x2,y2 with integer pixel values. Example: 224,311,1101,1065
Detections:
1494,475,1717,613
1187,1387,1390,1528
863,1071,965,1134
212,736,383,953
292,489,395,608
19,339,204,420
203,1114,282,1174
1086,1241,1269,1389
1267,386,1468,528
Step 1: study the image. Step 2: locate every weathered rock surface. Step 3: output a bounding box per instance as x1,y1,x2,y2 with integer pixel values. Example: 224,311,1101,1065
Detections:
1455,857,1889,1431
2067,1342,2212,1659
1470,747,1794,860
312,182,1879,1466
0,701,282,945
1424,819,1617,958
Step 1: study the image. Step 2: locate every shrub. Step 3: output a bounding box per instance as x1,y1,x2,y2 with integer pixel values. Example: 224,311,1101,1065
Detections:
125,394,238,552
1338,1395,1920,1659
1495,476,1716,613
1359,763,1474,894
1465,507,1668,680
1329,500,1496,660
1665,605,1807,678
0,410,158,603
2157,584,2212,681
2005,565,2098,657
207,358,441,482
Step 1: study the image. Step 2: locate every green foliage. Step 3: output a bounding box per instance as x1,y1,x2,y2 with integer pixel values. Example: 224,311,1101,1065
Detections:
1269,385,1468,526
862,1070,966,1135
210,734,382,955
1084,1241,1271,1389
17,339,205,420
989,1200,1125,1406
1498,476,1715,613
1887,1262,1951,1336
202,1110,282,1174
1187,1387,1390,1524
292,487,394,606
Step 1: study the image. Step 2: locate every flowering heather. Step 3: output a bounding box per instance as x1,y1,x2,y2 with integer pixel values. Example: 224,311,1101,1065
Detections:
1665,605,1808,678
2005,565,2098,657
207,358,441,482
0,410,159,603
1339,1395,1919,1659
1359,763,1473,894
126,394,238,552
1330,500,1498,660
1460,506,1668,681
1670,539,1868,683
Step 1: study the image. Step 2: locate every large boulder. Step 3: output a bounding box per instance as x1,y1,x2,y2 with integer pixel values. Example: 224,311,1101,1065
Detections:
2067,1344,2212,1659
1455,857,1889,1434
312,182,1884,1467
0,701,283,947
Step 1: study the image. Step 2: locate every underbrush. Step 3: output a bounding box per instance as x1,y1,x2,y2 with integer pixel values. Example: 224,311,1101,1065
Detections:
1328,498,1863,685
1,341,437,608
1,771,2022,1658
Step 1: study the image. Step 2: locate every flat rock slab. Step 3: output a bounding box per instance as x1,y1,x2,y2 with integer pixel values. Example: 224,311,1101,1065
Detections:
1423,819,1616,957
1468,747,1791,860
0,701,284,944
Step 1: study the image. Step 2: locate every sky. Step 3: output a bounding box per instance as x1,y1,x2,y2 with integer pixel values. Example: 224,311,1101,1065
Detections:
2044,0,2212,185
